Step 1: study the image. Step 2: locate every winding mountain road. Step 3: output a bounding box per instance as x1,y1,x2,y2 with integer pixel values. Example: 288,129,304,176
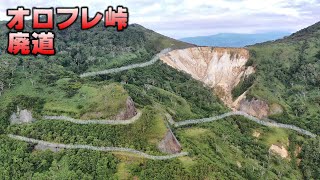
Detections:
166,111,316,138
43,110,142,125
9,48,317,160
8,134,188,160
80,48,171,78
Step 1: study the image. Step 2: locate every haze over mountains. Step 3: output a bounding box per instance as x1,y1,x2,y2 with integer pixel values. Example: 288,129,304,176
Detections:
180,32,291,47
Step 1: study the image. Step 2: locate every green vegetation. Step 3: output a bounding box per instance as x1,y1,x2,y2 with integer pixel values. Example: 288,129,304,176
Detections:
8,107,167,153
0,17,319,179
244,23,320,133
43,83,129,119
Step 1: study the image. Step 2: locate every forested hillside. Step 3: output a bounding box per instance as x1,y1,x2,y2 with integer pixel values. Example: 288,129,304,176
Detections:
180,32,290,47
244,22,320,133
0,18,319,179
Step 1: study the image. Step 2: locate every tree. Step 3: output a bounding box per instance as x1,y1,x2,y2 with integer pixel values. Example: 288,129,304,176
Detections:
300,137,320,179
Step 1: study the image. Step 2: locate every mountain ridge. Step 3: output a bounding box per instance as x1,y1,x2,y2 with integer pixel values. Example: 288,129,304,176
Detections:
0,18,319,180
180,32,291,47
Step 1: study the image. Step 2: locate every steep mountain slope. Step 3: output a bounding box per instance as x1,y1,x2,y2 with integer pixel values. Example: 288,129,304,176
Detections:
159,47,268,118
160,47,254,109
246,22,320,133
159,23,320,179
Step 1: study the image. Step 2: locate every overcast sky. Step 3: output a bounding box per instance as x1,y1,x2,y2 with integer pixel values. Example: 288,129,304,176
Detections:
1,0,320,38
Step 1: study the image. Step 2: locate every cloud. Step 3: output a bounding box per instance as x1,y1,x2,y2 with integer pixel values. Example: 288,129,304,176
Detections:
1,0,319,38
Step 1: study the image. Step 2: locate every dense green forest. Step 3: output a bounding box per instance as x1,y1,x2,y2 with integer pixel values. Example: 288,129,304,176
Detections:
0,18,319,179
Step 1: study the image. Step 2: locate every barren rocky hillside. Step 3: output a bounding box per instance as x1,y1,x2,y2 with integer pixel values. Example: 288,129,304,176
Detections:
1,18,319,179
160,47,257,114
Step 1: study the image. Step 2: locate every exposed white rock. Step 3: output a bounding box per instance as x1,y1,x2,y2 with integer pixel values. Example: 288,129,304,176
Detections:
9,113,18,124
10,108,34,124
19,109,33,123
160,47,254,108
269,144,289,158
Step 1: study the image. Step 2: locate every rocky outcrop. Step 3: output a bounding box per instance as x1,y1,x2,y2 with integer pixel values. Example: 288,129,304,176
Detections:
10,108,34,124
160,47,254,107
238,99,269,118
269,144,288,158
115,97,137,120
252,130,261,138
158,128,182,154
160,47,275,118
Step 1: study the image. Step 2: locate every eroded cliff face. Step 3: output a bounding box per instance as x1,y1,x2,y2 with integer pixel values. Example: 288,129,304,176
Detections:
160,47,255,108
115,97,138,120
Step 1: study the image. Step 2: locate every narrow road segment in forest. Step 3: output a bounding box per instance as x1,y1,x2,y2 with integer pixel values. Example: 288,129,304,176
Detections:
43,110,142,125
8,134,188,160
80,48,171,78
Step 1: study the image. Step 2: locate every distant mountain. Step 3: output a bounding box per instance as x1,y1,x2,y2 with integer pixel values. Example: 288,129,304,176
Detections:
180,32,291,47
